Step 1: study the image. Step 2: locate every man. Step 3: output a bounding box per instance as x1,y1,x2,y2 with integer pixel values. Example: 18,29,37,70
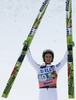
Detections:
24,41,74,100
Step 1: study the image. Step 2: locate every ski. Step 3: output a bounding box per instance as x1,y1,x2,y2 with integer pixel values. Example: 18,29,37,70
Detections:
66,0,75,98
2,0,50,98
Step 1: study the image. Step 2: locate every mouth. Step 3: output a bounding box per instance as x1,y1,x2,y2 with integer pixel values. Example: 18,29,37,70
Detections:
46,60,51,64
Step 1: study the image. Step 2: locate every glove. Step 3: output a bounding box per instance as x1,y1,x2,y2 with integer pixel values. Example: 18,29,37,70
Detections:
68,41,75,51
23,40,28,51
23,40,28,45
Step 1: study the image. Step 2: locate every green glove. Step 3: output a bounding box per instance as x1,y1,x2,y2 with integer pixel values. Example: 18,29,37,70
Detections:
70,41,75,47
23,40,28,51
23,40,28,45
68,41,75,51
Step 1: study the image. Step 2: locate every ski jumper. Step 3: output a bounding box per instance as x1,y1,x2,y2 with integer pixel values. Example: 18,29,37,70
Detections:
26,49,67,100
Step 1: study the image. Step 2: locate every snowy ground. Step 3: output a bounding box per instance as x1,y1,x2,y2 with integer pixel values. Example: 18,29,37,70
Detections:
0,0,76,100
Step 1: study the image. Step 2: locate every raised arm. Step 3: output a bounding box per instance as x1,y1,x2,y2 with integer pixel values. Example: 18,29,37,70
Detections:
26,49,40,73
56,51,67,72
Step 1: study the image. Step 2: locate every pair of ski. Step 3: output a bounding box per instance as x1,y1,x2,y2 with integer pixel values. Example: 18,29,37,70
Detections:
2,0,75,98
66,0,75,98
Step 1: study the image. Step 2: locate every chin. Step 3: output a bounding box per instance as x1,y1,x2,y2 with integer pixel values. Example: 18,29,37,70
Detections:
46,62,51,64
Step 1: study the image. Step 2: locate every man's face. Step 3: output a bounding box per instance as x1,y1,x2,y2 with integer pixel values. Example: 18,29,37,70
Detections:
44,53,52,64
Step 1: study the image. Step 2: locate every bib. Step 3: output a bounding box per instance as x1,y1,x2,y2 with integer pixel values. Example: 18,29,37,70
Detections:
38,65,57,88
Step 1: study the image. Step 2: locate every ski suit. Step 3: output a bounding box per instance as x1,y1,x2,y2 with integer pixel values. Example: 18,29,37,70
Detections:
26,49,67,100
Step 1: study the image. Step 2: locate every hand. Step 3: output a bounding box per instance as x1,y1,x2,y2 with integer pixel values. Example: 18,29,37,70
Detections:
70,41,75,47
68,41,75,50
23,40,28,45
23,40,28,51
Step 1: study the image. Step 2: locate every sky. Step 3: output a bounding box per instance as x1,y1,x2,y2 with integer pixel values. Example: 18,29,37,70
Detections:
0,0,76,100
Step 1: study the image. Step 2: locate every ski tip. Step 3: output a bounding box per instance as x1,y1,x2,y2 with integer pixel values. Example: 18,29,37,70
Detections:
69,96,75,98
68,93,75,98
1,93,8,98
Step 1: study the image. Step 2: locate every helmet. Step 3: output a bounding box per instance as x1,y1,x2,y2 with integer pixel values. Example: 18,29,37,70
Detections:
42,49,54,62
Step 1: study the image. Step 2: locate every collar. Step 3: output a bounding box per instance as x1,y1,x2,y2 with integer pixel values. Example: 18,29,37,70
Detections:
42,63,52,67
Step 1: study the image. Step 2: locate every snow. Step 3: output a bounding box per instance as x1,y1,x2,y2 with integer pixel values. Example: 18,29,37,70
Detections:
0,0,76,100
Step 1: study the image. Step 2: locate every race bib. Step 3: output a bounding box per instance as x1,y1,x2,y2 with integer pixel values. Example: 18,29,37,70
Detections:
38,67,57,88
